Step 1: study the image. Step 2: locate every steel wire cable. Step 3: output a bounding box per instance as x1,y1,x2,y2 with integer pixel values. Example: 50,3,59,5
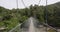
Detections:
21,0,27,8
16,0,18,9
38,0,41,5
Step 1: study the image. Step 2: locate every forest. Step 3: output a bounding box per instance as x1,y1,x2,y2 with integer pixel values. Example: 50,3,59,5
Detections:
0,2,60,32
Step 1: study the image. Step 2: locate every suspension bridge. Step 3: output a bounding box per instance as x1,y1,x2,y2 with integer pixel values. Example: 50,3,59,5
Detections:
0,0,59,32
8,0,60,32
9,17,59,32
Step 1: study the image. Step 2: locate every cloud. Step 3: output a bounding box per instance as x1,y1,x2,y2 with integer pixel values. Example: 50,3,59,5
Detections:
0,0,60,9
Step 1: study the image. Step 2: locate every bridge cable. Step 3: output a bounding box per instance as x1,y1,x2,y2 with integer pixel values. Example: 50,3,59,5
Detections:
31,0,42,18
21,0,27,8
45,0,48,32
16,0,18,9
38,0,41,5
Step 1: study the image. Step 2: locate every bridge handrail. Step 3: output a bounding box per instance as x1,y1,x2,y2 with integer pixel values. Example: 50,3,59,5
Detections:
43,23,57,31
9,18,30,32
9,24,21,32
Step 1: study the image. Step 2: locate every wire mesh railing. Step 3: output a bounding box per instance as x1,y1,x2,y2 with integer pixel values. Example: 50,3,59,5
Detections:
9,24,22,32
8,17,59,32
9,24,58,32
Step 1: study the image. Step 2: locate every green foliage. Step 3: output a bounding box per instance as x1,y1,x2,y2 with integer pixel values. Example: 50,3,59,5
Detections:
48,29,56,32
0,2,60,32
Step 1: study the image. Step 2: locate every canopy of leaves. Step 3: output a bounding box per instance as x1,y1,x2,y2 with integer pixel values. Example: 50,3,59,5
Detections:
0,2,60,32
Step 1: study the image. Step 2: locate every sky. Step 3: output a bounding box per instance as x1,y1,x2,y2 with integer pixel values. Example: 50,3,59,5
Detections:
0,0,60,9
